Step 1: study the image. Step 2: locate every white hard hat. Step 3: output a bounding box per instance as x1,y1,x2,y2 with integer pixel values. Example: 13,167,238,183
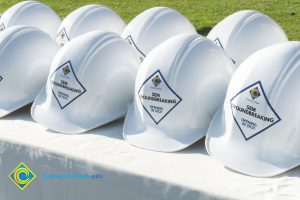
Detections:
121,7,196,62
123,34,235,152
0,26,59,117
0,1,61,38
31,31,140,134
207,10,288,66
206,42,300,177
56,4,125,46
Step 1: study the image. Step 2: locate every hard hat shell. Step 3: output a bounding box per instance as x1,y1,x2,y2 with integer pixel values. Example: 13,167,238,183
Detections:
31,31,140,134
206,42,300,177
123,34,235,152
0,26,59,117
56,4,125,46
0,1,61,38
121,7,196,62
207,10,288,66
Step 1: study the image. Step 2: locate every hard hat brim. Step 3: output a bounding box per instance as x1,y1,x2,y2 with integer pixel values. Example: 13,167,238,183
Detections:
0,107,17,118
0,98,33,118
206,106,300,177
31,87,88,134
0,109,11,118
123,103,204,152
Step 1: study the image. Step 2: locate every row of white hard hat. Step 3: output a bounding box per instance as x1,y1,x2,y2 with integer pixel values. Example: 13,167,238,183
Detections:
0,1,298,177
0,1,288,65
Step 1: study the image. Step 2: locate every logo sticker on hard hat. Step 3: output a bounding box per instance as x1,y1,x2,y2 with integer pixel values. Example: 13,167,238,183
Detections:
230,81,281,140
0,23,5,32
50,61,86,109
125,35,145,62
214,38,224,49
56,28,70,45
213,38,236,64
138,70,182,124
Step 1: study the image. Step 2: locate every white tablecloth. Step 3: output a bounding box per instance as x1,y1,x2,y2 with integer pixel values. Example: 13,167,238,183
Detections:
0,106,299,200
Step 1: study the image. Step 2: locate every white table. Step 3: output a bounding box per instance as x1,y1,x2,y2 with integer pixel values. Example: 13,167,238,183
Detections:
0,106,299,200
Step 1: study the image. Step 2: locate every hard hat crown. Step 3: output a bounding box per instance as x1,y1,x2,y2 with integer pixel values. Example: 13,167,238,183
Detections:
121,7,196,62
0,1,61,38
56,4,125,46
207,10,288,66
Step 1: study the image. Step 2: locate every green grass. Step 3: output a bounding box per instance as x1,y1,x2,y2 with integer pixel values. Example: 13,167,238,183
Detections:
1,0,299,40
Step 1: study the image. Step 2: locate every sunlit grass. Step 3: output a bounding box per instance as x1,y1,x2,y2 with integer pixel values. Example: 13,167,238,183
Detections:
1,0,299,40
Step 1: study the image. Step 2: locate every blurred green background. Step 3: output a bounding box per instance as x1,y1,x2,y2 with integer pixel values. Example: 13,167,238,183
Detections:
0,0,299,40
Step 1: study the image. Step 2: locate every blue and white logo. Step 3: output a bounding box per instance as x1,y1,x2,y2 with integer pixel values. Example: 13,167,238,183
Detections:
213,37,236,64
230,81,281,140
213,38,224,49
138,70,182,124
125,35,145,62
56,28,70,45
50,61,86,109
0,23,5,32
